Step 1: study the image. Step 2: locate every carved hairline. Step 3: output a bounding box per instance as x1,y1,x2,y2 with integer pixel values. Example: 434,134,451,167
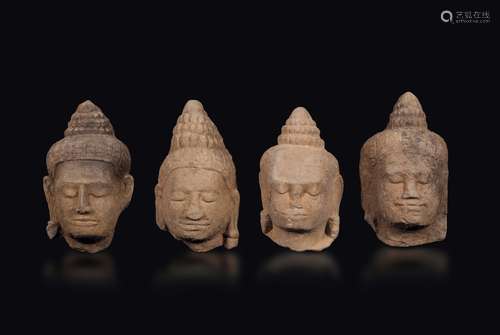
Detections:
47,158,131,180
156,166,238,196
360,132,448,170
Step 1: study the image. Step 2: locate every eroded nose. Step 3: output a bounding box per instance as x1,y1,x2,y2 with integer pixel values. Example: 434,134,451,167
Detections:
185,195,204,220
77,185,92,214
290,186,303,208
402,179,420,199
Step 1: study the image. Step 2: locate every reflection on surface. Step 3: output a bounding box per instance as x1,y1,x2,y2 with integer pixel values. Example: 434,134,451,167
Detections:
152,251,240,293
362,247,449,287
257,252,341,287
43,251,117,291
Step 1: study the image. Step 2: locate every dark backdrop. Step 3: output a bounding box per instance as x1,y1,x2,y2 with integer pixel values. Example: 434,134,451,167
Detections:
5,3,497,332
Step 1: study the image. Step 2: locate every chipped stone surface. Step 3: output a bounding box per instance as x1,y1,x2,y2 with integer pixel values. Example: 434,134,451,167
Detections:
360,92,448,247
259,107,343,251
155,100,239,252
44,100,134,253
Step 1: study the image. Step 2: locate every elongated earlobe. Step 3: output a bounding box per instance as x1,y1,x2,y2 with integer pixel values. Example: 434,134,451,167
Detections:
260,210,272,234
224,189,240,249
154,184,166,230
43,176,59,239
326,215,340,239
326,174,343,239
122,174,134,206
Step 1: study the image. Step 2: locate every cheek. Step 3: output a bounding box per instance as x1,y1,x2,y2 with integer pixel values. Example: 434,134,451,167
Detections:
419,185,441,214
204,195,233,222
54,196,76,217
164,200,187,217
302,195,323,212
270,193,289,211
382,182,403,198
419,184,439,200
379,183,404,208
90,196,122,218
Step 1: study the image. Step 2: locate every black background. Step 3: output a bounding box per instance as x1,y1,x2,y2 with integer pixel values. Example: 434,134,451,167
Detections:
5,2,498,332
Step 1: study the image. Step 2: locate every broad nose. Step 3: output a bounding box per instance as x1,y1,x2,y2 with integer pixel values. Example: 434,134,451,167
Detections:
76,185,92,214
185,194,204,220
289,185,303,208
402,179,420,199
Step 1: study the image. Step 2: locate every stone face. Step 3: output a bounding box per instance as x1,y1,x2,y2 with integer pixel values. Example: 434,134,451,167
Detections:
259,107,343,251
360,92,448,247
44,100,134,253
155,100,239,252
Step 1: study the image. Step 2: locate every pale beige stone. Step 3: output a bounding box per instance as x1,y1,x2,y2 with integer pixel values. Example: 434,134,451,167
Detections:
155,100,239,252
44,100,134,253
360,92,448,247
259,107,343,251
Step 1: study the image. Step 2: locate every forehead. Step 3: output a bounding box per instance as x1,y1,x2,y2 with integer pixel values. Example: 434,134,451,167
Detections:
54,160,116,183
382,151,434,174
165,167,227,191
269,148,328,184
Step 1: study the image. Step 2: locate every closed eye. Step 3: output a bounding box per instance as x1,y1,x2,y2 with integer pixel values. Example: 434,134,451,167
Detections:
416,173,431,184
387,174,404,183
89,185,113,197
201,192,218,203
306,183,321,196
170,191,187,201
62,187,78,198
273,183,289,194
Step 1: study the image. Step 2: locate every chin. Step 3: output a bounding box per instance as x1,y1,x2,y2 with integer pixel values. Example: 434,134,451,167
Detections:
388,215,432,230
274,218,315,232
173,228,211,242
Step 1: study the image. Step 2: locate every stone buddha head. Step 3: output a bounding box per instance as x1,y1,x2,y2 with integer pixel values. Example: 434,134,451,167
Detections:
259,107,343,251
155,100,239,252
44,100,134,253
360,92,448,246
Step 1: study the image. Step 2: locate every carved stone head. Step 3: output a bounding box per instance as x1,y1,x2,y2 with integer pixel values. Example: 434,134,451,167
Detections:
259,107,343,251
44,101,134,253
155,100,239,252
360,92,448,246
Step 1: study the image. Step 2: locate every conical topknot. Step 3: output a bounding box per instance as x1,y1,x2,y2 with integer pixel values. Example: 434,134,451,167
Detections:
170,100,226,152
277,107,324,148
387,92,428,129
64,100,115,137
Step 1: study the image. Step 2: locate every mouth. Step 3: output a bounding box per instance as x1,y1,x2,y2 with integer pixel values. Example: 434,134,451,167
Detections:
178,220,210,231
278,210,308,219
71,217,98,227
395,203,426,212
392,222,426,231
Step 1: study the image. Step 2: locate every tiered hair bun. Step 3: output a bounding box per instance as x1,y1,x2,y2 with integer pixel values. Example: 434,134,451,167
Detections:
387,91,428,130
277,107,325,148
46,100,131,177
169,99,226,153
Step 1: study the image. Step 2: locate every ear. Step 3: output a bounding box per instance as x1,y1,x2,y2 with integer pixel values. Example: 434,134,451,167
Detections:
326,214,340,239
43,176,59,239
326,174,343,239
154,183,166,230
259,170,273,234
121,174,134,207
224,189,240,249
260,210,272,234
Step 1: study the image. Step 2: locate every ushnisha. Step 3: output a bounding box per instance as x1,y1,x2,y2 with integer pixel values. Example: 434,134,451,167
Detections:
155,100,240,252
44,100,134,253
360,92,448,247
259,107,343,251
